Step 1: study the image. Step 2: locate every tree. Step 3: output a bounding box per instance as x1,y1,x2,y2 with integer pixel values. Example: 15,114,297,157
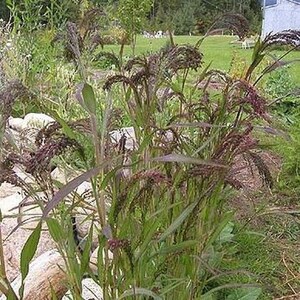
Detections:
117,0,153,53
173,1,196,35
5,0,84,31
0,0,10,21
148,0,262,35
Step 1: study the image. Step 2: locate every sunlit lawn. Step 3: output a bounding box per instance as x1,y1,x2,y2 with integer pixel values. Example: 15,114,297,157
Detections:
103,35,300,84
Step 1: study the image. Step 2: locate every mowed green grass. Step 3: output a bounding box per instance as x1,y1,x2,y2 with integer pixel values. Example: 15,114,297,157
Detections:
104,35,300,84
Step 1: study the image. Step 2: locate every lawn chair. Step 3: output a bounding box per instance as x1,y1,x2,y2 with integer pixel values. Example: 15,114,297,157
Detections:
241,38,255,49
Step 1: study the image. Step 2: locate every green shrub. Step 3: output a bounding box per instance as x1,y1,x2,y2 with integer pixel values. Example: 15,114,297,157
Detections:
265,66,298,121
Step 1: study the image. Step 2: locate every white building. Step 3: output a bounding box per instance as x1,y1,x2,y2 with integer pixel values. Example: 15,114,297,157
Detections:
262,0,300,37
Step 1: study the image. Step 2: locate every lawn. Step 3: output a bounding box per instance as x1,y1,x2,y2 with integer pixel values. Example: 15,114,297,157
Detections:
104,35,300,84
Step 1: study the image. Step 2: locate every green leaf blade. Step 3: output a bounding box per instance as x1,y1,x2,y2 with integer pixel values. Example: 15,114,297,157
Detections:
82,83,97,115
153,153,227,168
118,287,162,300
158,200,199,242
19,221,42,298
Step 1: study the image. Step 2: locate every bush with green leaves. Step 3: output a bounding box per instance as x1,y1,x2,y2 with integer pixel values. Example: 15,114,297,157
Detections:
6,0,83,31
273,120,300,197
116,0,153,53
265,66,298,121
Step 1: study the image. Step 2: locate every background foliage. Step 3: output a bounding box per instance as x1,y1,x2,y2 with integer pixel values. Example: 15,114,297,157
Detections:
0,0,262,34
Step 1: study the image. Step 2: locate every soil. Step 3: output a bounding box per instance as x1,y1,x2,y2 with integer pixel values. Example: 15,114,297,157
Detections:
229,151,300,298
229,151,282,222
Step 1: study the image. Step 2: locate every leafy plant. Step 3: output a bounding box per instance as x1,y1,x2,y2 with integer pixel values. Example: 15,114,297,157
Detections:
6,0,83,32
274,121,300,194
117,0,154,54
265,66,298,121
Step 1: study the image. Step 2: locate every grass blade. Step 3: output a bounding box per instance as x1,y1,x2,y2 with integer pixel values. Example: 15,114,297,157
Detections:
80,223,94,275
201,284,261,299
152,240,198,257
205,211,234,249
226,287,262,300
46,218,64,243
158,200,199,242
19,221,42,298
134,217,161,262
43,164,110,218
118,287,162,300
82,83,97,115
153,153,227,168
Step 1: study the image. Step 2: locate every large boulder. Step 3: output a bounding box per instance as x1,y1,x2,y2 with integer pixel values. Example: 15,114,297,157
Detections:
62,278,103,300
0,175,55,282
6,113,55,151
23,113,55,130
0,250,66,300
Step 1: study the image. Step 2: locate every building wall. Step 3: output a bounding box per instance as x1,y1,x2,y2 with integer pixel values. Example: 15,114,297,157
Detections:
262,0,300,37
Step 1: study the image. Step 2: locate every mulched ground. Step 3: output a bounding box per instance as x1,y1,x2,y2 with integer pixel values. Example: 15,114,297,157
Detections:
229,150,300,299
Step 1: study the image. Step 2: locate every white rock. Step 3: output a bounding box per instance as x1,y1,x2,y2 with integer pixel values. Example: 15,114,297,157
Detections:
81,279,103,300
0,250,65,299
51,166,78,185
76,181,92,195
13,165,33,183
51,167,92,185
110,126,136,150
5,113,54,151
0,166,37,217
0,182,21,198
62,278,103,300
4,127,22,149
0,192,44,231
23,113,55,129
0,218,56,283
7,117,25,131
109,127,174,151
51,167,93,196
0,192,23,215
